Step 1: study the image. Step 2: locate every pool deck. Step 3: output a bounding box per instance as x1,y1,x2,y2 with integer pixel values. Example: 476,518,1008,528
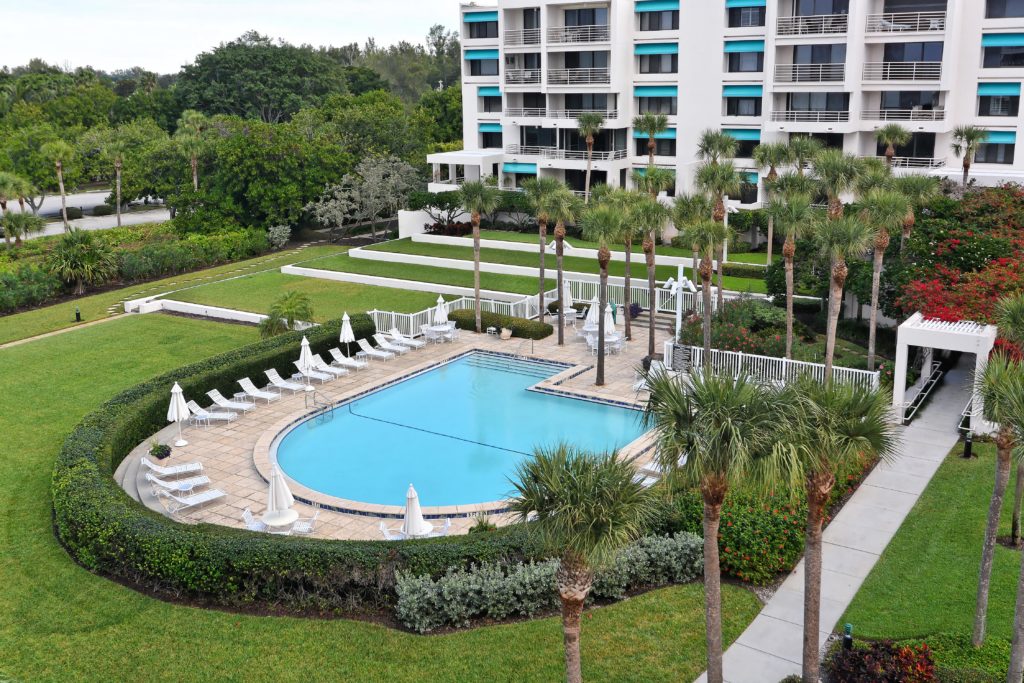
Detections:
122,323,671,541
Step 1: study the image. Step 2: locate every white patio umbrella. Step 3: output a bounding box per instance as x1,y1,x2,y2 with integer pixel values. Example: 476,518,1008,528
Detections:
433,295,449,325
266,464,295,518
166,382,189,447
297,336,316,392
604,304,617,335
339,312,355,356
401,484,433,538
585,295,600,327
561,281,575,310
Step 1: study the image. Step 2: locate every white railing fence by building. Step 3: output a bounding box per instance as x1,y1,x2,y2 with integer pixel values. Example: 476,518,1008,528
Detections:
369,288,557,338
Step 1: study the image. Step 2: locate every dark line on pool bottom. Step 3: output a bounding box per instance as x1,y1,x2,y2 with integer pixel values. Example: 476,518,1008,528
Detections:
344,404,531,457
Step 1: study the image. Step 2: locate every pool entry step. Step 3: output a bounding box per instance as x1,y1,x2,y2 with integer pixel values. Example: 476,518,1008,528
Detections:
465,354,565,381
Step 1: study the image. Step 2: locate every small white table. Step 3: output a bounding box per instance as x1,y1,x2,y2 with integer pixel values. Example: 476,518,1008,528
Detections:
262,509,298,528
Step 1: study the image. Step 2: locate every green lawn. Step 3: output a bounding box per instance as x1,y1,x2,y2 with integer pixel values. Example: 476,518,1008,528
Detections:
0,313,761,681
477,229,696,258
843,442,1018,677
727,252,775,266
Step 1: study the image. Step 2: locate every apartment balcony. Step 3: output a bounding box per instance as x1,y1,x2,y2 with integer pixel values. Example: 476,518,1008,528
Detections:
862,61,942,81
547,67,610,85
505,69,542,85
860,108,946,121
774,63,846,83
505,144,627,161
546,24,610,44
504,28,541,47
504,107,547,117
776,14,848,37
770,110,850,122
547,108,619,120
864,11,947,34
862,155,944,169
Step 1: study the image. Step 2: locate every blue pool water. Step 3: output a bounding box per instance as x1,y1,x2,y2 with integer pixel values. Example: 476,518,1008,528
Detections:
275,352,646,507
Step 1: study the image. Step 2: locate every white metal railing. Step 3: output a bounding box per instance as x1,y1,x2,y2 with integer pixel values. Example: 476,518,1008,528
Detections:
683,346,880,390
863,61,942,81
504,144,628,160
865,11,946,33
776,14,849,36
774,63,846,83
504,107,547,117
900,361,944,424
770,110,850,122
860,108,946,121
547,24,610,43
547,67,611,85
547,108,619,119
503,28,541,46
368,289,557,338
431,175,465,185
565,278,680,315
505,68,542,85
861,155,945,169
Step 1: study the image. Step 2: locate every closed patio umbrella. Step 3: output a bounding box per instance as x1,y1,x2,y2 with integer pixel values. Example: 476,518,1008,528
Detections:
339,312,355,356
433,295,449,325
604,304,617,335
401,484,433,538
562,281,575,310
585,295,600,327
263,465,297,527
297,336,315,392
166,382,189,447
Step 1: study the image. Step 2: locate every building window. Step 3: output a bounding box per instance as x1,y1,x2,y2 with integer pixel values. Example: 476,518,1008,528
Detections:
727,7,766,27
565,7,608,26
565,51,609,68
807,132,844,149
481,132,503,148
883,42,944,63
639,10,679,31
566,93,610,111
739,180,759,205
468,21,498,39
635,138,676,157
726,97,763,116
979,95,1021,116
639,54,678,74
787,92,849,111
984,46,1024,68
728,52,764,73
988,0,1024,18
637,96,677,115
880,90,939,110
794,44,846,64
796,0,849,14
976,142,1016,163
875,132,936,158
523,8,540,29
520,126,556,148
470,59,499,76
482,96,503,113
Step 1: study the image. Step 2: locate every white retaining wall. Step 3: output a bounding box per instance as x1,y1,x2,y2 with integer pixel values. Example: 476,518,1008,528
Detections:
128,298,314,328
281,264,528,302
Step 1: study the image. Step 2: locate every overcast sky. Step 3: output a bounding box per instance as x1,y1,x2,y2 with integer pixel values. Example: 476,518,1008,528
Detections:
4,0,465,74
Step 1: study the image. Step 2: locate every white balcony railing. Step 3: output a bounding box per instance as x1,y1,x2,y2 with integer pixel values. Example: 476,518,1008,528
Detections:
776,14,849,36
504,108,547,117
770,110,850,122
546,24,610,44
547,108,619,119
860,108,946,121
503,28,541,46
774,63,846,83
547,67,610,85
504,68,542,85
862,155,945,169
865,11,946,33
863,61,942,81
505,144,628,161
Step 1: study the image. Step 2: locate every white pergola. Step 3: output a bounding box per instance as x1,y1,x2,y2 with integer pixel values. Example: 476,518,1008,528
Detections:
893,312,998,432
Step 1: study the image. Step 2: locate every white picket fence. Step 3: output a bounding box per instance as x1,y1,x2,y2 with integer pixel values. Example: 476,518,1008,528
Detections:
680,345,880,390
565,278,682,314
370,288,557,337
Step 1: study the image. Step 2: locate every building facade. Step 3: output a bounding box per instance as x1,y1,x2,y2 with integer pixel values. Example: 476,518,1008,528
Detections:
428,0,1024,204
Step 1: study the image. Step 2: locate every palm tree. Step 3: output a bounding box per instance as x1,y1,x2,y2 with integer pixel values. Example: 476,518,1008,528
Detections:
696,129,738,165
581,203,625,386
764,192,816,359
787,135,822,177
859,189,909,371
509,445,653,683
1,212,45,246
606,189,641,342
0,171,31,245
459,181,502,333
576,113,605,203
46,229,117,296
105,136,129,228
259,292,314,339
628,195,669,350
753,142,794,266
548,188,581,346
892,174,940,254
874,123,912,170
523,176,565,323
633,166,675,358
684,220,727,362
812,149,861,220
633,112,669,166
642,370,781,683
40,140,74,232
814,215,874,384
673,192,715,286
951,125,989,187
784,379,897,683
175,110,207,191
695,161,741,312
1001,375,1024,682
998,295,1024,549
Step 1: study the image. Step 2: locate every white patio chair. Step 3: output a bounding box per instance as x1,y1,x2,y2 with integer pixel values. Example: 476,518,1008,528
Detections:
357,338,394,361
186,400,238,426
428,518,452,538
445,321,460,341
265,368,305,393
293,361,332,383
242,508,268,532
154,487,226,516
420,324,442,344
145,472,210,494
379,521,405,540
387,328,426,349
372,333,410,355
140,456,203,478
311,353,349,378
207,389,255,413
328,347,368,371
291,508,321,536
238,377,280,404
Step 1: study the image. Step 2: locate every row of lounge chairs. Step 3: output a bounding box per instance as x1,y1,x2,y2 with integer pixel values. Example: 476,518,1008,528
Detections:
141,457,227,514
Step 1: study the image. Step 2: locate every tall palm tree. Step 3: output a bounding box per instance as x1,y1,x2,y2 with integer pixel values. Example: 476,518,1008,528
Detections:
40,140,74,232
459,181,502,333
998,295,1024,548
633,112,669,166
104,135,129,228
695,161,741,312
684,220,727,362
548,188,581,346
696,129,738,165
764,192,816,359
45,228,118,295
523,176,565,323
581,203,625,386
259,292,314,339
787,135,822,177
812,149,861,220
892,174,940,254
0,171,31,245
874,123,912,170
576,113,605,203
859,188,909,371
175,109,207,191
509,445,653,683
607,189,642,342
629,195,669,350
951,125,989,188
1000,372,1024,681
784,379,897,683
633,166,675,358
642,370,781,683
673,192,715,286
814,215,874,384
753,142,794,266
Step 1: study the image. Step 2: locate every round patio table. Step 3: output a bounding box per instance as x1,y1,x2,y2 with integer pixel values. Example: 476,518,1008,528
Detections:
262,509,298,527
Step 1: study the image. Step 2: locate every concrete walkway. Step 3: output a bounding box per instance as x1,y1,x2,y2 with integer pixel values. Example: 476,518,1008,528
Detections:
697,355,973,683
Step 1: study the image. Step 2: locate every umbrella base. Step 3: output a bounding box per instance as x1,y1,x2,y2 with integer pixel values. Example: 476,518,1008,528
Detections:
304,385,315,392
174,439,188,448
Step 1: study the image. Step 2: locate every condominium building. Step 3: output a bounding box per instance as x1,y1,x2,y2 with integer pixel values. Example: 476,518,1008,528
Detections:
427,0,1024,205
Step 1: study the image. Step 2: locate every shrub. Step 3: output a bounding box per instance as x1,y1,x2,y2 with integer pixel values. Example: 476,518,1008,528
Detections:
64,207,84,220
825,641,936,682
395,533,702,632
267,225,291,250
449,309,553,339
721,262,768,280
0,263,62,313
91,204,115,216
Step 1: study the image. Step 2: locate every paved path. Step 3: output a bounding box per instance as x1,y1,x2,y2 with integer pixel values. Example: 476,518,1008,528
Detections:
697,355,972,683
34,208,170,238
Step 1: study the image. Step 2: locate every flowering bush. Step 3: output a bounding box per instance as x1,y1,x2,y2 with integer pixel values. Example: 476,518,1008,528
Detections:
825,641,937,682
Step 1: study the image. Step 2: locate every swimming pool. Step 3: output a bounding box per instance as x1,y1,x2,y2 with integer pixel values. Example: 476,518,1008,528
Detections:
274,352,647,508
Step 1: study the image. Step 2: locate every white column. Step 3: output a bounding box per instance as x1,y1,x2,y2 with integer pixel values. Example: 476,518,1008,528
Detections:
892,338,910,423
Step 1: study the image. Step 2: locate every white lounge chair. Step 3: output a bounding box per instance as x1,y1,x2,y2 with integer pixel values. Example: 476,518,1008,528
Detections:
328,347,368,371
428,518,452,538
291,509,320,535
420,324,443,344
633,473,660,489
293,361,332,383
357,338,394,361
311,353,349,378
186,401,238,426
145,472,210,493
265,368,305,393
238,377,280,404
387,328,426,349
372,333,410,355
140,456,203,478
207,389,255,412
154,487,226,515
242,508,268,532
379,521,405,540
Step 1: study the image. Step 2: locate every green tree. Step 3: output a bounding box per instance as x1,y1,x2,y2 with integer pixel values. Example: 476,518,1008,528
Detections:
459,181,502,333
632,112,669,166
46,229,117,295
547,187,581,346
508,445,652,683
627,194,668,349
581,202,625,386
812,149,861,220
416,85,463,144
951,125,989,187
999,295,1024,549
695,161,741,312
673,192,715,285
174,110,207,192
859,189,909,371
523,176,565,322
892,174,940,254
787,136,822,177
874,123,912,170
696,129,738,164
259,292,314,339
764,191,816,359
0,171,33,244
683,219,727,361
39,140,74,232
576,113,605,203
0,211,45,245
753,142,794,265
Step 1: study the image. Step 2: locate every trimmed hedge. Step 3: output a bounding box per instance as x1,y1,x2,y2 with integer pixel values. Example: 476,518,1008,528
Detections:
51,314,552,613
720,262,768,280
449,309,553,339
92,204,115,216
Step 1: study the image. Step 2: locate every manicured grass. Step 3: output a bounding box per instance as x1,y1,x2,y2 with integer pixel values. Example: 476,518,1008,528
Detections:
0,244,345,345
727,252,775,266
843,442,1018,677
0,313,761,681
477,229,696,258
